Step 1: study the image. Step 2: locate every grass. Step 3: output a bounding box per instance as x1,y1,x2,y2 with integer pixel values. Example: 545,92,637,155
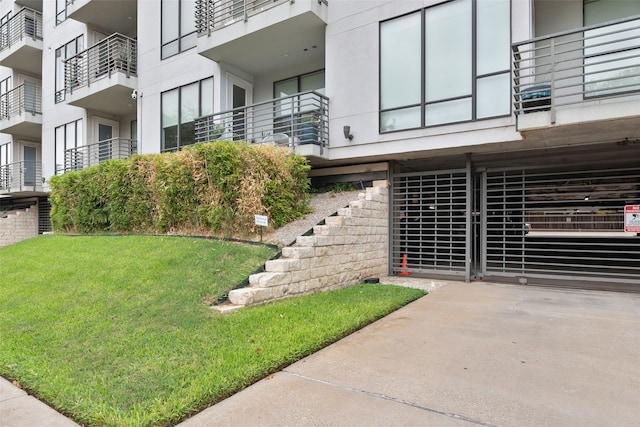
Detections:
0,235,425,426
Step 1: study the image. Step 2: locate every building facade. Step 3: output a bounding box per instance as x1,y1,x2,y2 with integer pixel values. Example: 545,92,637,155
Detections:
1,0,639,289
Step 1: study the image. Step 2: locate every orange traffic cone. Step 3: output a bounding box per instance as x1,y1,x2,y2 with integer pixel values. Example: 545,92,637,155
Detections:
398,253,411,276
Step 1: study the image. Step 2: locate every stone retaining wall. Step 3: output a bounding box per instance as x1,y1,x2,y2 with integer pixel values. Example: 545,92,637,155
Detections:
228,180,389,307
0,207,38,248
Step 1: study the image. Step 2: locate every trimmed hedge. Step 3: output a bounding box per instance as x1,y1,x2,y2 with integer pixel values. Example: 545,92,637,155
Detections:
49,141,311,236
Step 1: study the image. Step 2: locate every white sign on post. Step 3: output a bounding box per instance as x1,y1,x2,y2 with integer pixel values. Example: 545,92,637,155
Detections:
255,215,268,227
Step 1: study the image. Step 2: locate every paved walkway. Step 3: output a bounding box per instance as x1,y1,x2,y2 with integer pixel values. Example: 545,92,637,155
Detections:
179,280,640,427
2,279,639,426
0,377,77,426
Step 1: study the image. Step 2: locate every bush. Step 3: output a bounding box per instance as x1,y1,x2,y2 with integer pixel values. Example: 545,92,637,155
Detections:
49,141,311,237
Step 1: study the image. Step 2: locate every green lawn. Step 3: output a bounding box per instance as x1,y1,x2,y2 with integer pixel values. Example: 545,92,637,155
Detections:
0,235,425,426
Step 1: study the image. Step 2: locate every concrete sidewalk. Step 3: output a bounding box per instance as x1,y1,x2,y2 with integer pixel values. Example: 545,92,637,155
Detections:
0,377,78,426
179,281,640,427
2,280,639,426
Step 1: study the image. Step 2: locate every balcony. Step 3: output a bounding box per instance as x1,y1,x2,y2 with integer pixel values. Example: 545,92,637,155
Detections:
513,16,640,140
64,138,138,173
0,161,43,195
196,0,328,74
66,0,137,38
194,90,329,159
0,82,42,139
63,33,137,116
0,7,43,75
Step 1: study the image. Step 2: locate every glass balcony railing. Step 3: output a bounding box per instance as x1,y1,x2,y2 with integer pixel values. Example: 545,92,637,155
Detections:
64,138,137,173
512,15,640,116
192,90,329,151
64,33,137,94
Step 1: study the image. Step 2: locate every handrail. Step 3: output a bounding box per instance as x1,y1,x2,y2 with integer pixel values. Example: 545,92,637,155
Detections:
196,0,328,35
193,90,329,151
0,82,42,120
0,160,42,192
0,7,42,50
512,13,640,46
64,138,138,173
64,33,137,93
512,15,640,116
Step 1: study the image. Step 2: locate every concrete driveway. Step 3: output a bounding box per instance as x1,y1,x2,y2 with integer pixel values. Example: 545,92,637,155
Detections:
180,281,640,427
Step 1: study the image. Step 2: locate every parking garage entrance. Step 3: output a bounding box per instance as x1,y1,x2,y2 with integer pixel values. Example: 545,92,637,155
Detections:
391,161,640,291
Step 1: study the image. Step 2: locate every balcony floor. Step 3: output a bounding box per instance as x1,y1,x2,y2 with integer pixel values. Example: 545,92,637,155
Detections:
66,74,137,116
0,114,42,139
198,2,327,74
0,40,43,75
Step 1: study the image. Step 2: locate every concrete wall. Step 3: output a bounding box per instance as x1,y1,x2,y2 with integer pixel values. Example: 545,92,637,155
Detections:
324,0,524,163
0,206,38,247
137,0,218,156
228,180,389,307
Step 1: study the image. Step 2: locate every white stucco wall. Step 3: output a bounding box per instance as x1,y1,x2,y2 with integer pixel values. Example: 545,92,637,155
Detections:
136,0,219,155
323,0,527,164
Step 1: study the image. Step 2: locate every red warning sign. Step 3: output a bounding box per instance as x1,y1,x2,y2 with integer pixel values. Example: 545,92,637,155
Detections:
624,205,640,232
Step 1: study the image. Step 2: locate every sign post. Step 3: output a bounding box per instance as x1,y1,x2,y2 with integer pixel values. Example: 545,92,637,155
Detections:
624,205,640,233
255,214,268,242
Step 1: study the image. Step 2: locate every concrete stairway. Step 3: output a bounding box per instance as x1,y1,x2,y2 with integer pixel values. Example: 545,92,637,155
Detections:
222,180,390,310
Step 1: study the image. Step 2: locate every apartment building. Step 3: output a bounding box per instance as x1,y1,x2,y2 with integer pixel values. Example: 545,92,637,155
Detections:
0,0,639,290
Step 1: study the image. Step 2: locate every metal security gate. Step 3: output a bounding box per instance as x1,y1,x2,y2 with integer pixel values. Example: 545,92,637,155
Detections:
391,169,469,278
391,163,640,289
38,197,51,234
483,166,640,287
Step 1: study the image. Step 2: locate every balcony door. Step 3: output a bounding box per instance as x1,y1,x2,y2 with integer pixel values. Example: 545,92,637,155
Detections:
23,81,37,114
226,74,252,141
23,146,36,187
94,118,119,164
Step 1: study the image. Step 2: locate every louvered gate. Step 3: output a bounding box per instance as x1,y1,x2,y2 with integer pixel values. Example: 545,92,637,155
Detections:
391,165,640,288
483,166,640,287
391,170,469,278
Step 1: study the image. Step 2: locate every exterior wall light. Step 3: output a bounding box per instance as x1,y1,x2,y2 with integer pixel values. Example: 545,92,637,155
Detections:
343,125,353,140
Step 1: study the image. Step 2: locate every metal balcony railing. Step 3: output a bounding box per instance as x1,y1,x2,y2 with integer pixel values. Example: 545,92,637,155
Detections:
0,160,42,193
0,7,42,51
513,15,640,117
194,90,329,150
0,82,41,120
64,138,137,173
64,33,137,93
196,0,328,35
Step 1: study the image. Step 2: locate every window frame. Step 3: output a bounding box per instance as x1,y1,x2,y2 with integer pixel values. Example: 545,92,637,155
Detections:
56,0,68,25
378,0,512,133
161,0,197,60
161,77,214,152
54,119,83,175
0,143,8,166
55,35,85,104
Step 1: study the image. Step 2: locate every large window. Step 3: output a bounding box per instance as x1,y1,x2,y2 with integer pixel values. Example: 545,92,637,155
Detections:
161,0,197,59
380,0,511,132
273,70,325,136
0,143,8,166
161,77,214,151
55,35,84,103
0,143,7,189
55,119,83,175
584,0,640,97
56,0,68,24
0,76,10,119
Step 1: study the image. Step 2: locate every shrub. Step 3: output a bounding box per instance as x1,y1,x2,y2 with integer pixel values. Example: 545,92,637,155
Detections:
49,141,311,237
